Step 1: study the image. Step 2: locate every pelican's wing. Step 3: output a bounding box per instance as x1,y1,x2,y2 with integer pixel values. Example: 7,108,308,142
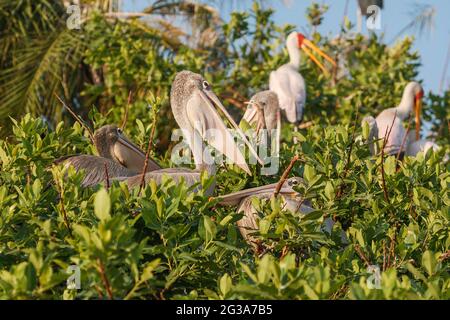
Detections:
186,93,251,175
58,155,135,187
375,109,407,156
269,66,306,123
115,168,211,194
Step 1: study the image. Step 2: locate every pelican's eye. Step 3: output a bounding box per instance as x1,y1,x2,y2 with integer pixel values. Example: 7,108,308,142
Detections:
116,128,123,135
289,179,299,186
202,80,210,90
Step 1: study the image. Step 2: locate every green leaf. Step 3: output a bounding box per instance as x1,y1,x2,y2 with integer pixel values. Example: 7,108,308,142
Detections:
219,273,232,297
421,251,437,276
94,188,111,221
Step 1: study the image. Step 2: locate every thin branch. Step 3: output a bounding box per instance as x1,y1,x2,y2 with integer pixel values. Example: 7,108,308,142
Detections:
387,234,396,269
396,117,411,162
439,250,450,262
354,244,371,267
54,94,96,147
138,122,157,195
55,180,72,237
380,112,397,203
336,104,360,199
121,90,133,130
298,121,314,130
104,163,110,190
97,258,114,300
274,154,300,197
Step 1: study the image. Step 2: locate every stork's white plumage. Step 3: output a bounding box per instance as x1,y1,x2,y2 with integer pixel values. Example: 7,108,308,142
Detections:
269,32,336,124
372,82,424,155
405,130,441,156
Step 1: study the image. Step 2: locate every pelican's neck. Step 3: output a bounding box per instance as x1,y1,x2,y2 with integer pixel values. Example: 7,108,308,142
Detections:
287,41,301,68
396,87,415,120
185,128,216,175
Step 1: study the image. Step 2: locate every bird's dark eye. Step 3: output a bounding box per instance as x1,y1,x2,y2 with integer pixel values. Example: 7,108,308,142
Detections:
116,128,123,135
202,80,210,89
289,179,299,186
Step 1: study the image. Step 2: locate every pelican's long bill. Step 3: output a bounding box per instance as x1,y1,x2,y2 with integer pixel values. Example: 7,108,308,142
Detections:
200,89,265,166
415,91,423,141
112,130,160,172
297,33,336,75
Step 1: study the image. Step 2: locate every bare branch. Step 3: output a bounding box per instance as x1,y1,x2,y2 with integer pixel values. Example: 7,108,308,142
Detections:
274,154,300,197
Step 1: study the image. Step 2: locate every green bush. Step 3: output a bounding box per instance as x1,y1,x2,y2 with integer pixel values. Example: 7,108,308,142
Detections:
0,2,448,300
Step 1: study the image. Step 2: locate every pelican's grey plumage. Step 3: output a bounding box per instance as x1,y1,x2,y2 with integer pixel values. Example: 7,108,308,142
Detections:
217,177,315,250
56,125,160,187
114,71,262,193
218,177,347,250
241,90,281,154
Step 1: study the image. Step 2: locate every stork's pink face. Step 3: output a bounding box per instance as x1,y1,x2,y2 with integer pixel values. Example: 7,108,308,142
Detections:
297,33,306,48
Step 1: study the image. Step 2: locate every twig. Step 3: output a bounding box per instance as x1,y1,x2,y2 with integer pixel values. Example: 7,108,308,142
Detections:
104,163,110,190
336,104,360,199
55,180,72,237
379,112,397,203
138,122,157,195
54,94,96,147
298,121,314,130
121,91,133,130
387,234,396,269
273,154,300,197
97,258,114,300
94,285,104,299
354,244,371,267
396,117,411,162
382,240,387,271
439,250,450,262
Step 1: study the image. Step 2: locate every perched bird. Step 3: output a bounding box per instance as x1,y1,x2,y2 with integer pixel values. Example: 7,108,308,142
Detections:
240,90,281,155
55,125,160,187
269,31,336,125
362,82,424,157
114,71,262,193
217,177,343,251
404,130,442,157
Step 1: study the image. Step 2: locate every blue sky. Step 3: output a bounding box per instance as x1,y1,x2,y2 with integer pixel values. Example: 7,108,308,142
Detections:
123,0,450,94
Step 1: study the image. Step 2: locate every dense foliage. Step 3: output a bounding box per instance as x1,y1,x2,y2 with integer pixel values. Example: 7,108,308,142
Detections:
0,1,448,300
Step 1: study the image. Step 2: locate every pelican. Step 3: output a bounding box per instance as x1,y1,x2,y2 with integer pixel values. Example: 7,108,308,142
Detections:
114,71,262,193
240,90,281,155
269,31,336,125
217,177,342,251
55,125,160,187
362,82,424,157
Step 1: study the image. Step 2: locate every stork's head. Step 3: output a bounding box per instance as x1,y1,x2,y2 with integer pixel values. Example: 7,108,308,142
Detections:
403,82,424,141
286,31,336,75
